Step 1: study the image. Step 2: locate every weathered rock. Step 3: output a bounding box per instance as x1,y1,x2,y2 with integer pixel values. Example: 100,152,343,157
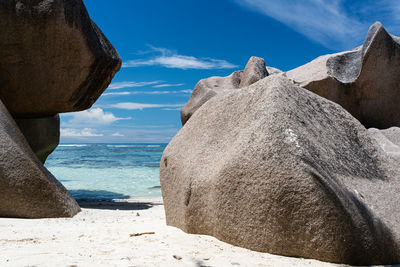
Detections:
239,56,268,88
181,56,268,125
376,127,400,146
0,100,80,218
266,66,282,75
285,22,400,129
161,75,400,265
0,0,121,117
15,114,60,163
369,127,400,163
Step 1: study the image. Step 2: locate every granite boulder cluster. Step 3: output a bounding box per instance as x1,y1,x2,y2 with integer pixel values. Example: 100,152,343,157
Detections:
161,22,400,265
0,0,121,218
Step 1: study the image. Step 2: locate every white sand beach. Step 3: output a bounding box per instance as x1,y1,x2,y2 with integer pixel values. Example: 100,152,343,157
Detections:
0,197,371,267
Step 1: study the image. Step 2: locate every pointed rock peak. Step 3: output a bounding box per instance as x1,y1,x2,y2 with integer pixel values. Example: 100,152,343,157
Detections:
362,22,393,57
239,56,268,88
245,56,267,72
369,21,383,32
247,56,265,65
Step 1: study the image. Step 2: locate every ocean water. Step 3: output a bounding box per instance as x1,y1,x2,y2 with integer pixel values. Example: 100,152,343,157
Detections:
44,144,166,200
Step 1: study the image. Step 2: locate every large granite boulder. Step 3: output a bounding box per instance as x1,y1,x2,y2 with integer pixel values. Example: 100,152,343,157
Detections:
0,100,80,218
0,0,121,117
15,115,60,163
160,75,400,265
285,22,400,129
181,56,268,125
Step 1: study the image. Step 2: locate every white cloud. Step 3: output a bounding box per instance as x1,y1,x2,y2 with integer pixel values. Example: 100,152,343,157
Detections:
122,46,238,69
102,92,131,96
111,132,124,137
108,81,162,90
177,89,193,94
65,108,131,125
233,0,400,50
123,56,237,69
153,83,185,88
61,128,104,137
110,102,183,110
163,107,182,111
103,89,192,96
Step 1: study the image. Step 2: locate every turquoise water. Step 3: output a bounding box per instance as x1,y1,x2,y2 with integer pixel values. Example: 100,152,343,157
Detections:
45,144,166,200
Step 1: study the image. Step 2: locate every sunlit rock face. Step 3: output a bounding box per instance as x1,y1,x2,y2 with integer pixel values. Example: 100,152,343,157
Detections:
181,56,269,125
369,127,400,164
285,22,400,129
161,75,400,265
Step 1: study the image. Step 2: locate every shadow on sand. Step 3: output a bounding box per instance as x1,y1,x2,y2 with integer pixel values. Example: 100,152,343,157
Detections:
77,199,161,211
69,189,162,211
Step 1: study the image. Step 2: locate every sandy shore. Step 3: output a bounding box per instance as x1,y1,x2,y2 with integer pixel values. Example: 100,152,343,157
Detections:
0,198,390,267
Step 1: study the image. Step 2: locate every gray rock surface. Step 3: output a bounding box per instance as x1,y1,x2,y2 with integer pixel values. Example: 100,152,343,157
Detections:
0,0,121,117
181,56,268,125
285,22,400,129
0,100,80,218
161,75,400,265
239,56,268,88
377,127,400,146
369,127,400,163
15,114,60,163
266,66,282,75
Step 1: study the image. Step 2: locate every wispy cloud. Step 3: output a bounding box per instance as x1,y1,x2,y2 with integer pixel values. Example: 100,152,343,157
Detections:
123,46,238,69
64,108,131,126
108,81,162,90
162,107,182,111
233,0,400,50
111,132,124,137
110,102,183,110
369,0,400,32
153,83,185,88
61,128,104,137
103,89,192,96
102,92,132,96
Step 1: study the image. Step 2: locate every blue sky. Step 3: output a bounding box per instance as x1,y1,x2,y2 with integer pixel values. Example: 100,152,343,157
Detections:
60,0,400,143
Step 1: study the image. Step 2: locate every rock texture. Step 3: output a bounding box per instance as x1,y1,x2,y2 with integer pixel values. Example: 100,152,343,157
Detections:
0,0,121,117
285,22,400,129
266,66,282,75
369,127,400,163
0,100,80,218
161,75,400,265
376,127,400,146
15,115,60,163
181,56,268,125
